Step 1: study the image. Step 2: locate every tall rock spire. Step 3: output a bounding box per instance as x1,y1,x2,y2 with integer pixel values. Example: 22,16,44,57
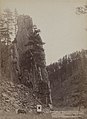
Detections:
15,15,52,105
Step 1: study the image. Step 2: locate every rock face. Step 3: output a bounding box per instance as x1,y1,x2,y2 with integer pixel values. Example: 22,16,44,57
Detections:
47,50,87,108
11,15,52,105
16,15,33,57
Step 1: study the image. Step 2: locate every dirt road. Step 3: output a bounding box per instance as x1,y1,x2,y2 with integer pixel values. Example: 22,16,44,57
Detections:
0,110,86,119
0,112,52,119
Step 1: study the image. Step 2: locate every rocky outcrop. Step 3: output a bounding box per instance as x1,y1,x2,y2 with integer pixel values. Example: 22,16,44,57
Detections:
16,15,33,57
10,15,52,105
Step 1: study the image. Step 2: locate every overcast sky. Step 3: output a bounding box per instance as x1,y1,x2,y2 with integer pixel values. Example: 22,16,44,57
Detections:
0,0,87,65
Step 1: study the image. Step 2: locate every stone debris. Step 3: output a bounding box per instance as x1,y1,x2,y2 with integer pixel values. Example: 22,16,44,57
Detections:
0,76,38,113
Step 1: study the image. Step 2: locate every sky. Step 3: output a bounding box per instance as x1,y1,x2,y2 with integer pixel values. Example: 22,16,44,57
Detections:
0,0,87,65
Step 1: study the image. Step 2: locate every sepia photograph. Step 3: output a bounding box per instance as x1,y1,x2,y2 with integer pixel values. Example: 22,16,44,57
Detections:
0,0,87,118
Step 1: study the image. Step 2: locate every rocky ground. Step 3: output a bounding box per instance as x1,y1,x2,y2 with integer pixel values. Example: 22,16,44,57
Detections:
0,76,39,113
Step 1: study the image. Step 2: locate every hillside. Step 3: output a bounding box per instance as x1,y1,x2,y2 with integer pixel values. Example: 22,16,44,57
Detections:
47,50,87,108
0,76,39,113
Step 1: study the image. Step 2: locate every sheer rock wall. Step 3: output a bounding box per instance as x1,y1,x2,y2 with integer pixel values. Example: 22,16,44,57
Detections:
11,15,52,105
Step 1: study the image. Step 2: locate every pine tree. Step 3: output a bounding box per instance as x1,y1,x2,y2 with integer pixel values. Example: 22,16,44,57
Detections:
76,5,87,15
0,9,15,76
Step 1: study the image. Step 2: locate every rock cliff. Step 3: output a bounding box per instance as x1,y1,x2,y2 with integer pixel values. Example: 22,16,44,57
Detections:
11,15,52,105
